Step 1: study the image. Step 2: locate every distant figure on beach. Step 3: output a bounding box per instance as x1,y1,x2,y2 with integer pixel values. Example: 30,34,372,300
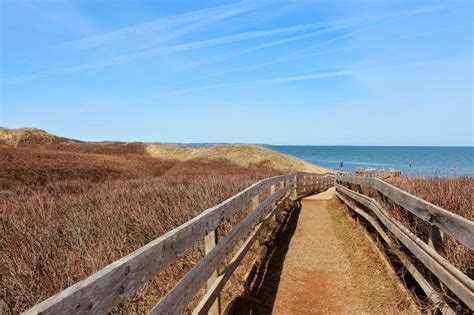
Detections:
340,160,344,168
409,161,412,168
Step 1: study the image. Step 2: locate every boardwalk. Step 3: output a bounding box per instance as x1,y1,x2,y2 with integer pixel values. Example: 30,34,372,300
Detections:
25,171,472,314
248,188,414,314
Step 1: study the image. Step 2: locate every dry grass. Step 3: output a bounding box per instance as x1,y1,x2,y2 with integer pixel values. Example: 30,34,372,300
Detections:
145,143,332,174
337,175,473,312
370,176,473,311
387,176,473,221
0,138,281,314
326,197,415,313
385,176,473,277
0,127,71,147
0,127,332,174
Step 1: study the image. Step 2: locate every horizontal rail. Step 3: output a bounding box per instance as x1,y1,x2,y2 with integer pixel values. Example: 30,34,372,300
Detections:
26,172,334,314
149,184,292,314
336,175,474,249
335,190,455,314
193,190,289,314
336,183,474,309
338,168,401,180
152,174,334,313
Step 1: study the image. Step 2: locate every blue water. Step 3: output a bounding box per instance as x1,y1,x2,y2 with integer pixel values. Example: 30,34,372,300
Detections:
269,146,473,176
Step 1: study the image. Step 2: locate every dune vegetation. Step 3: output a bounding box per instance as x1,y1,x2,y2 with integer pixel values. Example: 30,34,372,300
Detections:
385,175,473,274
0,127,328,313
381,176,473,311
145,143,330,174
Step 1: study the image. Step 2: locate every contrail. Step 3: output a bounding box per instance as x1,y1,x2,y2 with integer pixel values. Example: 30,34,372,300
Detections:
164,5,444,87
164,61,436,96
3,17,355,84
59,0,263,50
3,5,443,85
286,5,442,58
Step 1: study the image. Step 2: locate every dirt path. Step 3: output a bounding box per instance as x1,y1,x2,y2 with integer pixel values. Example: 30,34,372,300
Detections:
268,188,413,314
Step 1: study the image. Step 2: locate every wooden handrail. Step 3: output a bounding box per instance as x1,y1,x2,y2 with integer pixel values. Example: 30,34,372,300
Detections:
335,178,474,311
25,172,334,315
335,190,455,315
336,175,474,249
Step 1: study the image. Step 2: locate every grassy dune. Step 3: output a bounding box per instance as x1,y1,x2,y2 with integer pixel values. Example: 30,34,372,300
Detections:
146,143,331,174
0,127,70,147
0,127,332,174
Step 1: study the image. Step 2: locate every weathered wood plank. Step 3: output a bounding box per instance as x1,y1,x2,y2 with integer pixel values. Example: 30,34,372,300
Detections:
149,185,291,314
335,190,455,314
336,176,474,249
25,174,289,315
336,184,474,309
193,191,290,315
204,229,220,315
428,225,443,252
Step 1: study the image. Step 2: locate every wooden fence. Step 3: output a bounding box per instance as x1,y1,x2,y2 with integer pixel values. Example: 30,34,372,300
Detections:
338,168,401,180
335,175,474,313
25,172,335,315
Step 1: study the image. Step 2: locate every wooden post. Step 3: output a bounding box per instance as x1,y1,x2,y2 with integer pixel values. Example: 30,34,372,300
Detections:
270,184,276,223
291,175,297,200
204,229,220,315
428,225,443,251
252,193,260,210
252,193,262,246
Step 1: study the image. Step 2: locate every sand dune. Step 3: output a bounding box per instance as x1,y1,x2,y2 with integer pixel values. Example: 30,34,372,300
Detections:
0,127,333,174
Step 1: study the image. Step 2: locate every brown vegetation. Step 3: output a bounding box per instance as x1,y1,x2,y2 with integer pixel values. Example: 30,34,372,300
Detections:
387,176,473,221
384,176,473,311
0,137,281,314
0,127,71,147
337,175,473,312
0,127,333,174
385,176,473,274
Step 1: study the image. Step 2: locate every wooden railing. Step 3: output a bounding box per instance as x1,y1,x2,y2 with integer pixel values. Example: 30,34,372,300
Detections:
25,172,335,315
338,168,401,180
335,175,474,313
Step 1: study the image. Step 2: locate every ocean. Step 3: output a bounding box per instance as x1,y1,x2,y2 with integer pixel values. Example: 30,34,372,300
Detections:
269,146,473,176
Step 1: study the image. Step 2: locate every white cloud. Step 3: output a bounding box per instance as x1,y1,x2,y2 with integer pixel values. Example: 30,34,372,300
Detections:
59,1,264,50
164,61,436,95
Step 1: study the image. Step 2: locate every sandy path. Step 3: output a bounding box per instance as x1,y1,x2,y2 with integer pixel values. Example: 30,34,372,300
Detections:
270,188,410,314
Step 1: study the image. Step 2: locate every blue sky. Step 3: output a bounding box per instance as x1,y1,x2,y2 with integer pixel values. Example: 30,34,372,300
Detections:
1,0,472,145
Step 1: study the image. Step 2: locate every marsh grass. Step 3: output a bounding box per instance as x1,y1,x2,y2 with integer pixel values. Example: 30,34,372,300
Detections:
0,143,279,313
375,176,472,311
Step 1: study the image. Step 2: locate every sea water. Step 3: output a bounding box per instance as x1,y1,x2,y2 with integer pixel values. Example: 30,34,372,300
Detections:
269,146,473,176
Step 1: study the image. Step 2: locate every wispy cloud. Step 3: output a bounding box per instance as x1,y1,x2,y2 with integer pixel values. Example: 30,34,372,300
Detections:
2,4,444,85
286,5,442,58
164,61,436,96
2,17,355,84
175,25,349,71
169,47,348,86
164,70,358,95
167,5,445,85
130,18,354,56
60,1,263,50
16,0,96,35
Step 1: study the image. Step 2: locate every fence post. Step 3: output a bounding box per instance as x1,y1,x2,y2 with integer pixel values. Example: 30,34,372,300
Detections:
204,228,220,315
270,184,276,223
428,225,443,251
291,175,297,200
303,175,306,193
